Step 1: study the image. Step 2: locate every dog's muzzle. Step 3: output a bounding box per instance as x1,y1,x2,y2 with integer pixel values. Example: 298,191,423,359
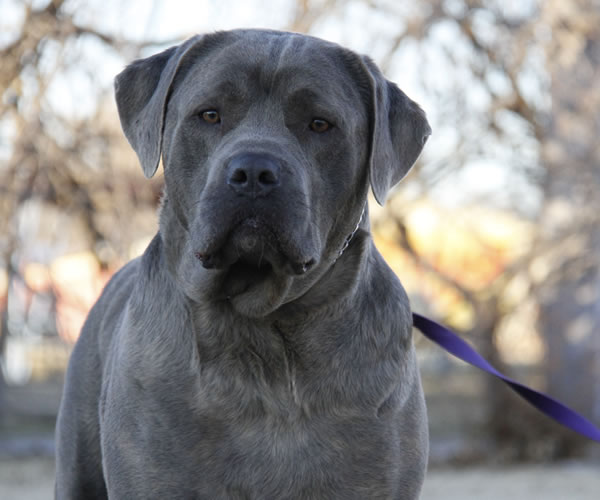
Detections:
193,151,317,279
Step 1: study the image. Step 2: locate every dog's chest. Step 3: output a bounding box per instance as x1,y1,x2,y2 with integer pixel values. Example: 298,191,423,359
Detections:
187,361,399,498
104,310,405,497
189,326,395,477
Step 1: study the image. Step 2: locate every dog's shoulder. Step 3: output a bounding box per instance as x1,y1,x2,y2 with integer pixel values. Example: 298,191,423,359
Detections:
365,240,410,301
361,240,412,336
73,249,143,353
99,255,142,315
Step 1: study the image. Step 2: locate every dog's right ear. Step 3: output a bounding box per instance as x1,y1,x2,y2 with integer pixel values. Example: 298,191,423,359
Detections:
114,35,203,178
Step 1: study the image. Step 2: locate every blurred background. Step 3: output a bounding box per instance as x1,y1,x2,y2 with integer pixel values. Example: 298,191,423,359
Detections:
1,0,599,498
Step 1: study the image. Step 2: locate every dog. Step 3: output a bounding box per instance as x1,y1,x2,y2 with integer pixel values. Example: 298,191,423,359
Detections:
55,29,431,499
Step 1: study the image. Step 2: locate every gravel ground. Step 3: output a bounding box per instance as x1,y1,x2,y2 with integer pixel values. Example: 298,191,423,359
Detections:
421,462,600,500
1,457,599,499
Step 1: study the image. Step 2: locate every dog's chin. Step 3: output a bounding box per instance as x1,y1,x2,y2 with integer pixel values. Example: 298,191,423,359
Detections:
224,259,294,318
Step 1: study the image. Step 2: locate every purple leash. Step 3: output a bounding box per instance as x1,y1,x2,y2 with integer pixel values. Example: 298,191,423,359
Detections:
412,313,600,443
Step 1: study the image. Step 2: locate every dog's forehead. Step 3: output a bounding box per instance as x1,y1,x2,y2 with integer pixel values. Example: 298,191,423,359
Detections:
179,31,363,103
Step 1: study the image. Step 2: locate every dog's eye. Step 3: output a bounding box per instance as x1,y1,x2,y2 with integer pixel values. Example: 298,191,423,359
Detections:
309,118,332,133
201,110,221,124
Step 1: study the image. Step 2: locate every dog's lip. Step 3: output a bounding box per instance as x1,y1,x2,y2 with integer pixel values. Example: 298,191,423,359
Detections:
195,248,315,276
194,217,316,276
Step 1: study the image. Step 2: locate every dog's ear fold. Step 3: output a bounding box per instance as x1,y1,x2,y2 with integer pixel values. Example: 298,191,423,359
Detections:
361,57,431,205
114,35,203,178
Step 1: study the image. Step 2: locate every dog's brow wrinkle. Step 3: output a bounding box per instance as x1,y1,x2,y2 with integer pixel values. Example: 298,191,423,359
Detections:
270,34,300,90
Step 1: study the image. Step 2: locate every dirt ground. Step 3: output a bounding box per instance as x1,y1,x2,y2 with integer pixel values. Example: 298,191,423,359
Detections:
1,457,599,499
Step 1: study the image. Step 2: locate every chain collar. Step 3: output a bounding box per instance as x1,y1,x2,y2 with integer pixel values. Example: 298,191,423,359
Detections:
336,205,366,261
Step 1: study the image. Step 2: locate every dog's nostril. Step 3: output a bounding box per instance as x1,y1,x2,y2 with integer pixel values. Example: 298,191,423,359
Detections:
258,170,277,185
231,169,248,185
227,153,281,196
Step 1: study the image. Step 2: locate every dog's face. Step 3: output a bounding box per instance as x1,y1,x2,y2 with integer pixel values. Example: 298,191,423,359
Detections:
115,30,430,317
162,33,371,314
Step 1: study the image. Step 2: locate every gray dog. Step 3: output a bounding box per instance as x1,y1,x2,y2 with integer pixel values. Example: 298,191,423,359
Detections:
55,29,431,499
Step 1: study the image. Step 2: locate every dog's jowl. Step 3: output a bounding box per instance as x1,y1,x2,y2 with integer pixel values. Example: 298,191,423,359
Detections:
55,29,431,499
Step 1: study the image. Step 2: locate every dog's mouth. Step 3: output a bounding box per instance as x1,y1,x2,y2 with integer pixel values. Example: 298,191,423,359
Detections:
222,253,275,297
194,217,316,297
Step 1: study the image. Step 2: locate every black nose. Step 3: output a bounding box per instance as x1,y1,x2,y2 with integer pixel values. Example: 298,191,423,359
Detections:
226,153,281,198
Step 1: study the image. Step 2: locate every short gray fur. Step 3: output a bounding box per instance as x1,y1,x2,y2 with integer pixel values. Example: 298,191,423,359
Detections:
55,29,431,499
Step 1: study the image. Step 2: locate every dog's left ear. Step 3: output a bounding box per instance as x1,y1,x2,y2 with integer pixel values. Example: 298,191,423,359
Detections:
361,57,431,205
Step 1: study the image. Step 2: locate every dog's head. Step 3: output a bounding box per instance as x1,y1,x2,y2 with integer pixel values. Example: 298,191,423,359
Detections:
114,30,430,317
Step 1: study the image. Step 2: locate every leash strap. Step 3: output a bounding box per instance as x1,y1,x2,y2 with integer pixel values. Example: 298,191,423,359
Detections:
412,313,600,443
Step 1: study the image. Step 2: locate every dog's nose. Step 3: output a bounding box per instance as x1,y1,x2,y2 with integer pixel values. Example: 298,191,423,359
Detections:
226,153,281,197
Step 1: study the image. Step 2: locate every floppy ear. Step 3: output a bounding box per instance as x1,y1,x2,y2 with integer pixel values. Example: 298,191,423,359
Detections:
361,57,431,205
114,35,203,178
